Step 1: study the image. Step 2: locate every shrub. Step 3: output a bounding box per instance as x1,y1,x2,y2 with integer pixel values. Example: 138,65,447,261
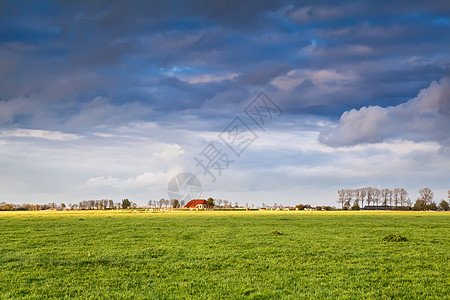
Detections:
172,199,180,208
270,231,283,236
206,197,215,208
121,198,131,209
295,204,305,210
351,205,360,210
382,234,407,242
413,199,426,211
428,202,438,211
439,200,449,211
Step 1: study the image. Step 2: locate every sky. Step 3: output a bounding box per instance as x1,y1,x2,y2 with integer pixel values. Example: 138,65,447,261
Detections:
0,0,449,207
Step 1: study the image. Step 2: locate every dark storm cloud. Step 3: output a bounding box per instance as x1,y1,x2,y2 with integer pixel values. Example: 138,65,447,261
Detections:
236,63,291,85
0,0,450,134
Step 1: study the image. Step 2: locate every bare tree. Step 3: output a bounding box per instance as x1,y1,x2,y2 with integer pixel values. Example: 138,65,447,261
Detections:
393,188,400,207
359,188,368,208
373,188,381,206
399,188,408,206
381,188,390,206
345,190,353,207
337,189,346,209
352,189,360,207
419,188,434,205
406,198,412,207
366,187,374,208
88,200,95,209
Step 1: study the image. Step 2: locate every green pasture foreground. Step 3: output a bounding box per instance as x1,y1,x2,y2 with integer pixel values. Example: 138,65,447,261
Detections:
0,211,448,299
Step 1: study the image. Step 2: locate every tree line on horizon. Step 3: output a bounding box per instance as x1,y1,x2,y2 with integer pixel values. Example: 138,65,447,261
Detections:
1,190,449,211
337,187,411,209
0,199,135,211
337,187,449,211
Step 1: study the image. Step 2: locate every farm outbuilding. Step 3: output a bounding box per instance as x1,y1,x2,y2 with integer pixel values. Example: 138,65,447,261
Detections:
363,206,411,211
184,199,208,209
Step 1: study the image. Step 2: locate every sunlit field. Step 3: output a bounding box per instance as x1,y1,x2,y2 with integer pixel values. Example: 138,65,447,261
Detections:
1,210,448,299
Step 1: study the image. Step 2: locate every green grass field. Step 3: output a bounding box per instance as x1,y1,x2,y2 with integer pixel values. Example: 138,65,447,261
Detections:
0,211,448,299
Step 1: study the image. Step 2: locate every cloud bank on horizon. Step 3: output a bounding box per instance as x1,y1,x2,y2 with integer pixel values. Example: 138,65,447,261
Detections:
0,0,449,205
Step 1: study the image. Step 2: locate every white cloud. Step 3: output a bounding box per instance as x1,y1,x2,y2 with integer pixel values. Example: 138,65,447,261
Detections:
85,172,167,190
0,120,196,204
178,72,238,84
1,128,82,141
271,68,357,91
0,114,448,206
319,77,450,147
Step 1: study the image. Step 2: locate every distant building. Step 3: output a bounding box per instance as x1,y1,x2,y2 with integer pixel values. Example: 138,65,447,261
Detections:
363,206,411,211
184,199,208,209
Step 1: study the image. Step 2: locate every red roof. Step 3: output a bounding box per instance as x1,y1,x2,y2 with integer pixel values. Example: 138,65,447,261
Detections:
184,199,207,208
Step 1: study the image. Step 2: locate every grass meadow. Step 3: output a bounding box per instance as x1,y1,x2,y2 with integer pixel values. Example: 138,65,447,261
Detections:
0,210,448,299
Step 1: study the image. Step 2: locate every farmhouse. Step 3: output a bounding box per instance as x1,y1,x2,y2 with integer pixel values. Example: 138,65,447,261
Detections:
184,199,208,209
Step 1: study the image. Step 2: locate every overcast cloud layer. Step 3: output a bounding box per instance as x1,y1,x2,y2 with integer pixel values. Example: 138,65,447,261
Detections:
1,0,449,206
